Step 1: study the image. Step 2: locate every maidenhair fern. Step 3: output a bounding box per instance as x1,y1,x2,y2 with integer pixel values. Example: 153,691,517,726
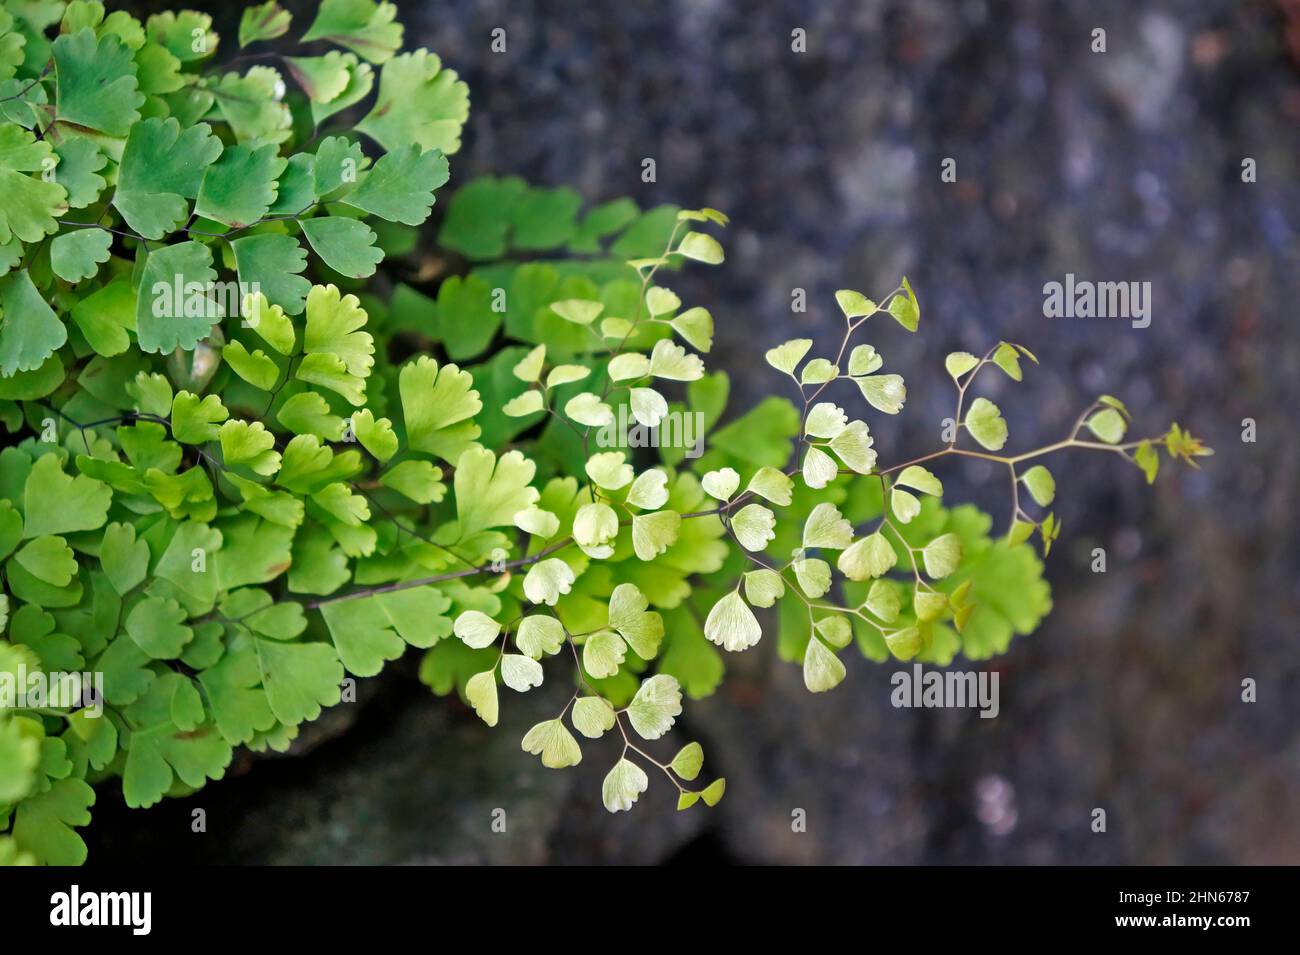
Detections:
0,0,1210,865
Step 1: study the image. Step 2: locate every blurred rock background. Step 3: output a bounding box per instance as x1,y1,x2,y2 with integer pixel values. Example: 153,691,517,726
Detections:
90,0,1300,864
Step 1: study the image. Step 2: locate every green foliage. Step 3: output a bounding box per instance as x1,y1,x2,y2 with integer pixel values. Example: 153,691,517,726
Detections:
0,0,1212,865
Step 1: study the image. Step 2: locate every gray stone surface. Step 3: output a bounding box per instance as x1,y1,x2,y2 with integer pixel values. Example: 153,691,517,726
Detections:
91,0,1300,864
